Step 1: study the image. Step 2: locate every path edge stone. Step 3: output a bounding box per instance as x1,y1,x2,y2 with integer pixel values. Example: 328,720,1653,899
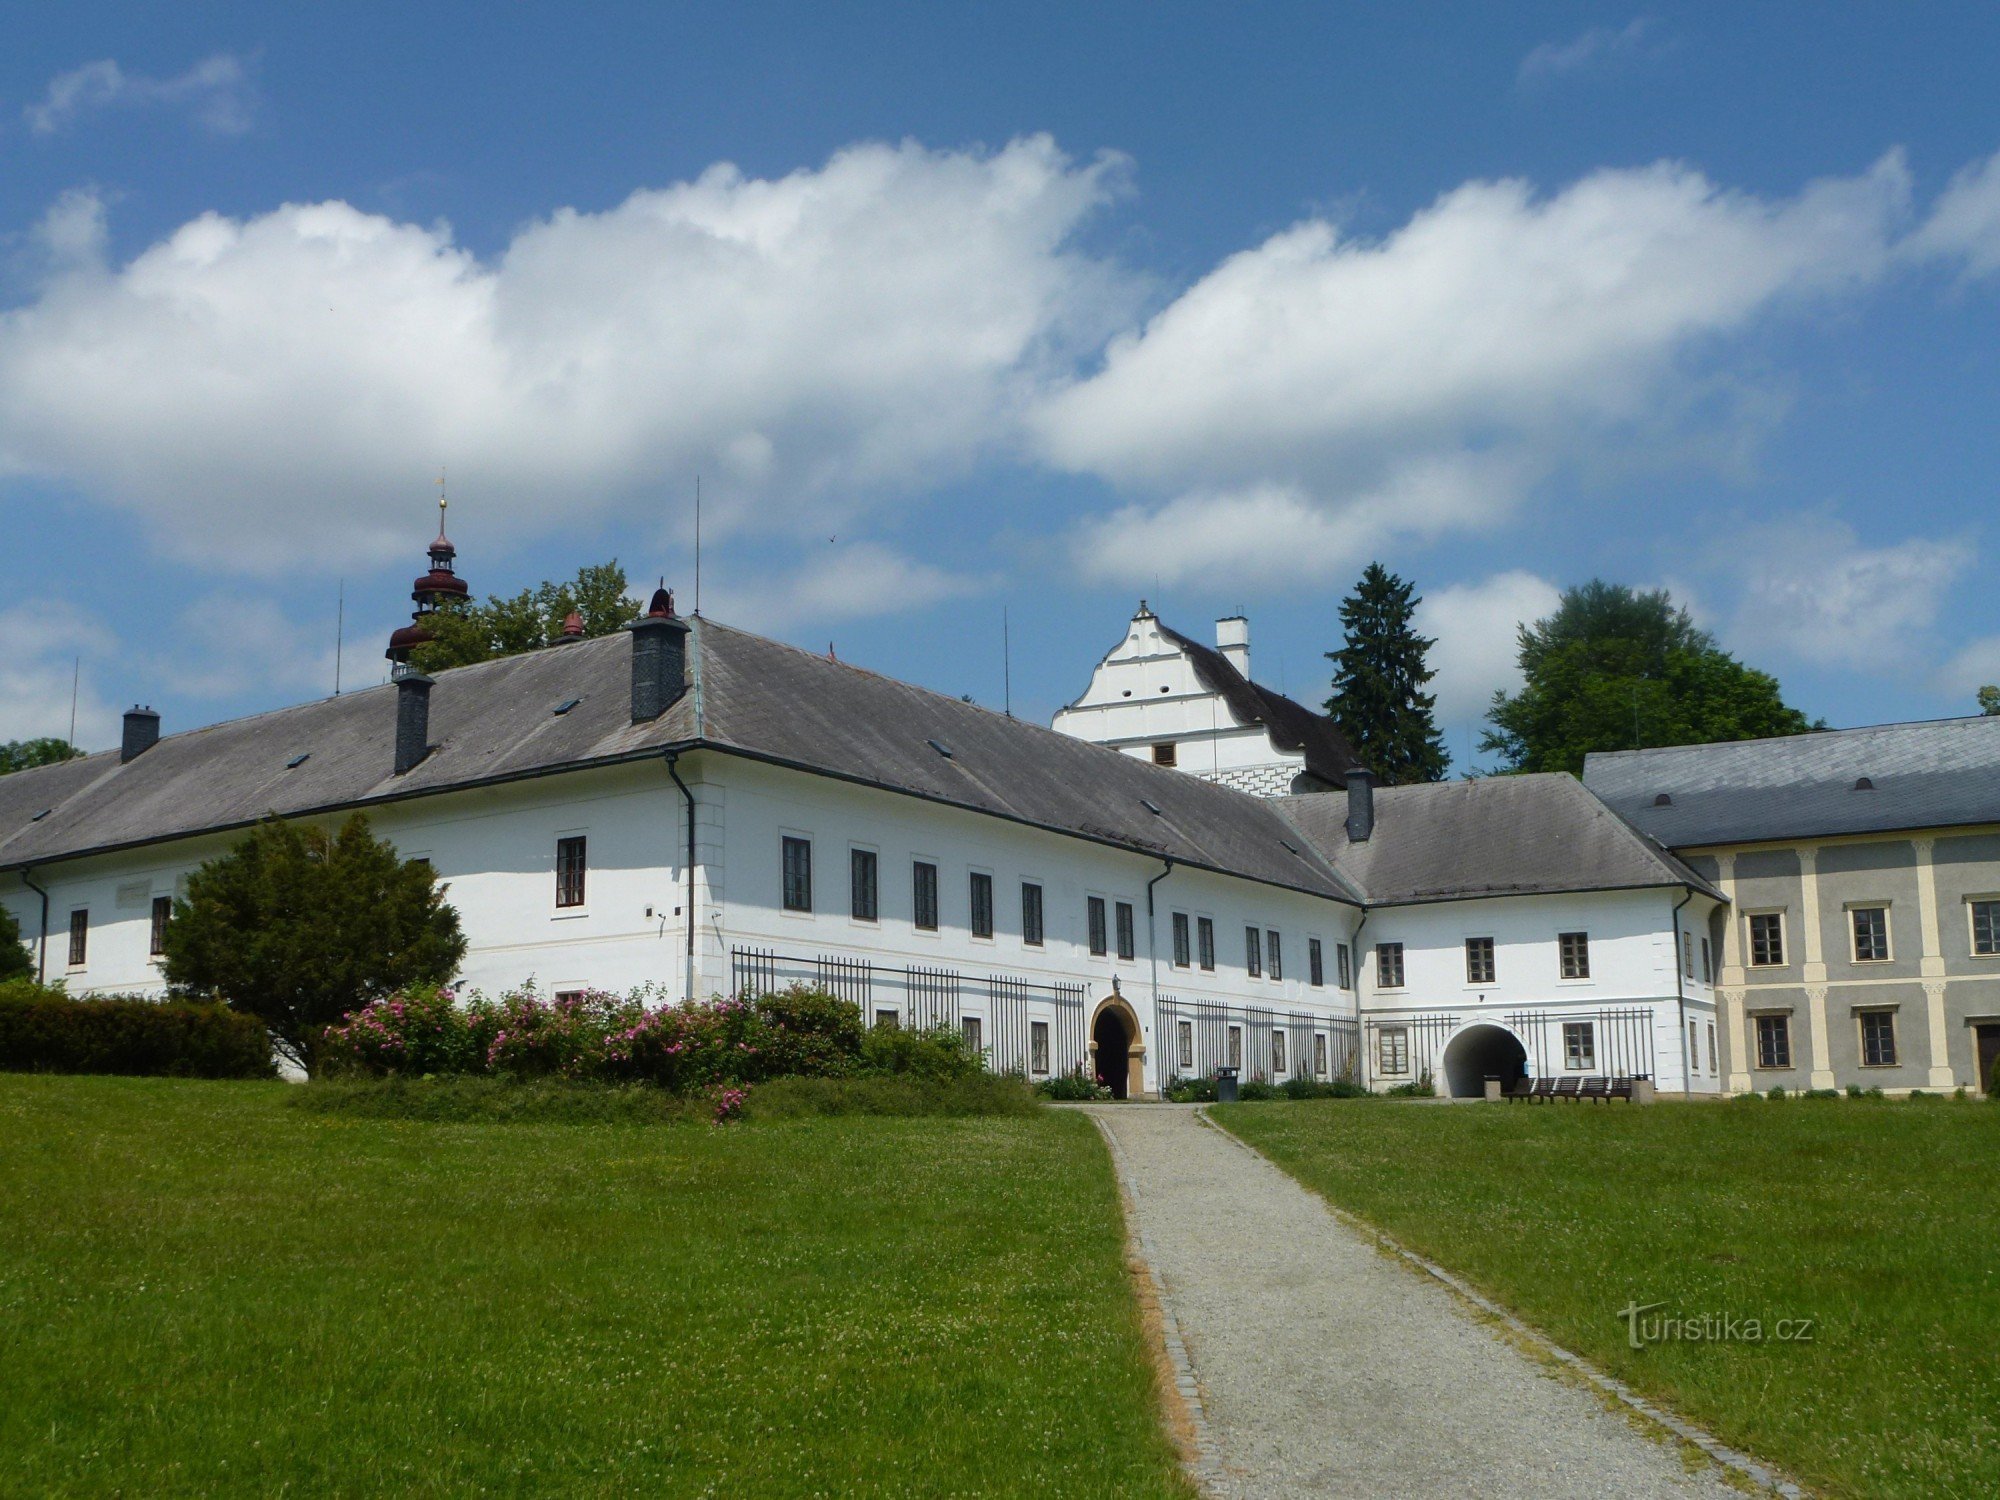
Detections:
1194,1106,1810,1500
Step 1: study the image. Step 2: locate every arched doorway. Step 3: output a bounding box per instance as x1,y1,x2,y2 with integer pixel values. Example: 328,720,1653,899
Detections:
1088,994,1146,1099
1442,1023,1528,1099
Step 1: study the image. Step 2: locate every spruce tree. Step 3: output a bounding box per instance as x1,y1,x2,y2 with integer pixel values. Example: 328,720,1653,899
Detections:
1325,563,1449,783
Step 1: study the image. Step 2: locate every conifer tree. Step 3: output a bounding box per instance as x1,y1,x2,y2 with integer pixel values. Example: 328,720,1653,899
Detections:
1325,563,1449,783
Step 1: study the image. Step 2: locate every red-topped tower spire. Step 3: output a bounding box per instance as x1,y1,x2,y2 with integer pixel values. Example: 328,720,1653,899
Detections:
386,478,471,675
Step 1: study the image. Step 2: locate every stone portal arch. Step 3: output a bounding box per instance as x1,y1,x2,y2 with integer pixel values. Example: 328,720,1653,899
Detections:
1088,992,1147,1100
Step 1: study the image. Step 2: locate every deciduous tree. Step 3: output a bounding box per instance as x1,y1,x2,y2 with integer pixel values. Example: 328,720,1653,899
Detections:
0,905,32,983
412,561,634,672
0,738,82,776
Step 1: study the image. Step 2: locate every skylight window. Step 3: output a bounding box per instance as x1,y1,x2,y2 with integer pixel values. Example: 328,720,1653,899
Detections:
554,699,582,716
286,753,311,769
1141,798,1163,815
927,739,954,759
30,809,51,822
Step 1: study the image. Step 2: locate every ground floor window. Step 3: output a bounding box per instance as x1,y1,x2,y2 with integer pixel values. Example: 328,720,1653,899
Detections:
1271,1029,1286,1075
961,1015,983,1054
1030,1020,1049,1075
67,909,88,967
1689,1020,1700,1073
1177,1020,1194,1070
1706,1021,1716,1072
1226,1025,1242,1069
1563,1020,1596,1071
1859,1009,1898,1067
1377,1026,1409,1075
875,1008,899,1031
149,895,172,957
1755,1013,1791,1069
1313,1032,1328,1076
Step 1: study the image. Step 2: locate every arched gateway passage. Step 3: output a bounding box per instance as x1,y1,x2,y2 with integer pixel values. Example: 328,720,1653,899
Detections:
1089,995,1146,1100
1442,1023,1528,1099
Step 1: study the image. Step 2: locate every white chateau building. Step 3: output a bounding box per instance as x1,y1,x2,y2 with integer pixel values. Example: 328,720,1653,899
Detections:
17,522,1921,1103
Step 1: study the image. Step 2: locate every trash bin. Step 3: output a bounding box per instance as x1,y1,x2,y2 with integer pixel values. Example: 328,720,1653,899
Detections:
1215,1067,1240,1103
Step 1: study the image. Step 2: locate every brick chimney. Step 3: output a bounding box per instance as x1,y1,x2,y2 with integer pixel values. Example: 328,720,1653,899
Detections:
1345,768,1376,843
121,706,160,763
626,587,691,722
394,674,434,775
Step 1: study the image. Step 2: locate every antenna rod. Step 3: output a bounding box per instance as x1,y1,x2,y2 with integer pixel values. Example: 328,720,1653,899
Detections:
694,474,702,617
1003,606,1012,718
334,580,345,696
69,656,79,748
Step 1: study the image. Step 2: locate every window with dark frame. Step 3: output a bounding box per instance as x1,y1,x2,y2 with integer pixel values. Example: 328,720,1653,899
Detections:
1197,917,1216,971
1755,1013,1792,1069
1271,1029,1286,1074
1308,938,1324,987
1244,926,1262,978
1974,900,2000,956
1748,912,1785,967
1465,936,1496,986
850,849,879,922
1151,741,1178,766
1022,882,1044,946
1701,937,1713,983
67,908,88,968
913,861,939,931
1689,1020,1700,1072
781,836,813,913
970,872,994,939
1226,1025,1242,1068
1682,931,1694,978
875,1008,900,1031
1851,906,1889,963
1087,896,1108,956
1337,941,1352,989
1859,1009,1898,1067
149,895,172,957
1706,1020,1716,1071
1313,1032,1328,1076
1172,912,1191,967
1376,941,1405,988
1267,930,1282,981
555,835,587,909
1558,930,1591,980
1378,1026,1409,1074
961,1015,983,1053
1030,1020,1049,1074
1115,901,1136,961
1563,1020,1596,1070
1177,1019,1194,1069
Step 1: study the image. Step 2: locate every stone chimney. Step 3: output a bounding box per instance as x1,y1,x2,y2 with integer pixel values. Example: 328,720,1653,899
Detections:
1216,615,1250,679
1345,768,1376,843
121,706,160,763
626,587,692,723
394,674,434,775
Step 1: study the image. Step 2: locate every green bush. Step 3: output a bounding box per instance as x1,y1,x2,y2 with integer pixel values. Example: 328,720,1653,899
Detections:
858,1023,983,1082
1034,1070,1110,1101
1237,1079,1282,1100
1803,1088,1842,1100
0,981,273,1079
1164,1074,1217,1103
1384,1078,1436,1098
1768,1086,1788,1100
747,1073,1040,1119
754,985,864,1078
1281,1076,1368,1100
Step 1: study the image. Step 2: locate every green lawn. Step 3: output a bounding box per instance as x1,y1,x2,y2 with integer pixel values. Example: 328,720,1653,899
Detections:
0,1076,1187,1498
1215,1097,2000,1499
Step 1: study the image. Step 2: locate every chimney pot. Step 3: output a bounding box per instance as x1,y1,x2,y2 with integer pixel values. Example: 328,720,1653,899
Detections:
394,674,434,775
121,706,161,763
1345,768,1376,843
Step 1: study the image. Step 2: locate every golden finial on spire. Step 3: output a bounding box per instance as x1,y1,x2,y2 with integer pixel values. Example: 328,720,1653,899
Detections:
435,468,449,540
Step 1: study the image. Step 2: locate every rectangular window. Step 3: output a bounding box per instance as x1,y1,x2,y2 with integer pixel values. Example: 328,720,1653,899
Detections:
555,835,587,909
1177,1019,1194,1070
1706,1021,1716,1071
1226,1025,1242,1069
850,849,878,922
1689,1021,1700,1073
1850,906,1889,963
1378,1026,1409,1075
1563,1021,1596,1071
1465,936,1495,986
1682,932,1694,979
1974,900,2000,956
149,895,172,957
781,836,813,913
1267,930,1282,981
1701,937,1713,984
1030,1021,1049,1075
1558,931,1591,980
1748,912,1785,968
1376,942,1405,989
875,1008,900,1031
1151,741,1178,766
1337,942,1352,989
1022,882,1044,946
1860,1010,1898,1067
970,872,994,939
1172,912,1191,967
1116,901,1136,961
1197,917,1216,971
1271,1030,1287,1075
67,908,88,968
1313,1032,1328,1076
961,1015,983,1054
1308,938,1324,988
1755,1013,1792,1069
1244,926,1262,978
1087,896,1108,956
913,861,939,931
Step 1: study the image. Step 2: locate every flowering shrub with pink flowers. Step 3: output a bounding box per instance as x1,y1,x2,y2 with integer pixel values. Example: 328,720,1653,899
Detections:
321,984,482,1076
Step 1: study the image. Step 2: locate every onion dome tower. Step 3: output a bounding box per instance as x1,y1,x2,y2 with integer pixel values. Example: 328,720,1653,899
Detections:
386,486,471,676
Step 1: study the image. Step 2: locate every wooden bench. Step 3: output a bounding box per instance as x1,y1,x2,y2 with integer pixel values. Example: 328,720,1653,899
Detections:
1580,1075,1612,1102
1551,1076,1582,1100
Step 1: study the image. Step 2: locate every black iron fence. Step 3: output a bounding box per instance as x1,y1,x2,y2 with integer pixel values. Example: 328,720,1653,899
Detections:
1364,1013,1459,1087
729,945,1088,1079
1364,1006,1661,1087
1154,994,1359,1084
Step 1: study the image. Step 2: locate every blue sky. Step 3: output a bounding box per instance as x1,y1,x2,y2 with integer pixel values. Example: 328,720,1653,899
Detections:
6,3,2000,770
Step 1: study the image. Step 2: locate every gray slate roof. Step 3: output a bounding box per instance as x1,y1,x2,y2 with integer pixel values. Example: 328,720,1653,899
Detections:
1154,620,1363,788
1583,716,2000,848
1273,775,1716,905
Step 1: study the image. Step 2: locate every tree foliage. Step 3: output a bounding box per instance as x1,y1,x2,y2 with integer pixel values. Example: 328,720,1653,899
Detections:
411,561,635,673
1324,563,1449,783
161,814,466,1073
1979,685,2000,717
1481,580,1816,775
0,905,32,983
0,738,82,776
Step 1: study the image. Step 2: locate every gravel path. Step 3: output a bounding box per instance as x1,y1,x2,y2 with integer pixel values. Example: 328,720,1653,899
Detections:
1085,1104,1743,1500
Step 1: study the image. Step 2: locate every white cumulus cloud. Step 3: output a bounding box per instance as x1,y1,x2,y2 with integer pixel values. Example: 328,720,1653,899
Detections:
1518,19,1667,84
0,602,120,749
25,53,257,137
1414,570,1564,729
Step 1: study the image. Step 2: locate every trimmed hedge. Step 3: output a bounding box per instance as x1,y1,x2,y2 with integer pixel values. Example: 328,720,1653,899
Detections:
0,982,275,1079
